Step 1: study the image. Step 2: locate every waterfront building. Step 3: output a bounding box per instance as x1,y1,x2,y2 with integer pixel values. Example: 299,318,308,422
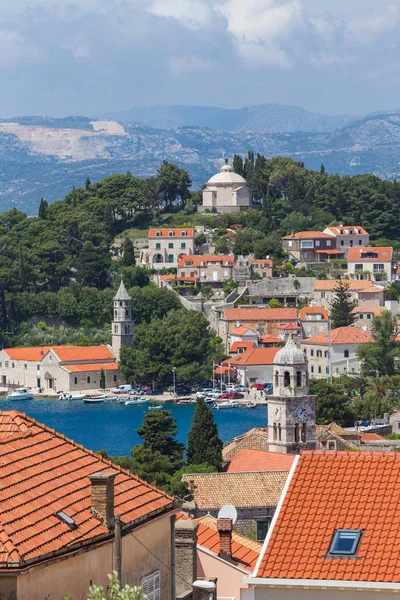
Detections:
0,410,176,599
223,347,279,386
140,228,194,269
245,451,400,599
111,279,134,362
200,160,252,213
268,335,316,454
323,224,369,255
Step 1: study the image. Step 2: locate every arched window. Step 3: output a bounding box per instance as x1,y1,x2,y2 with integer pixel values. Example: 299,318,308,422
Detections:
273,423,277,441
274,371,279,388
114,325,118,334
295,423,300,443
301,423,307,443
87,376,91,384
181,231,186,236
278,423,282,441
284,371,290,388
113,374,117,382
119,301,123,307
124,325,129,334
74,377,78,385
296,371,302,387
168,231,174,236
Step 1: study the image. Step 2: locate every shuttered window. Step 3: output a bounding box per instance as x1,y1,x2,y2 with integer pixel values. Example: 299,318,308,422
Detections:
140,570,160,600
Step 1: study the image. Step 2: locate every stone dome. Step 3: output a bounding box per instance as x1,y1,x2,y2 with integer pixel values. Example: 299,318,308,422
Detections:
274,335,306,365
207,163,247,185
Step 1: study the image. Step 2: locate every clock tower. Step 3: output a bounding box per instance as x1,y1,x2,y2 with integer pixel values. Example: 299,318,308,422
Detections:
268,335,316,454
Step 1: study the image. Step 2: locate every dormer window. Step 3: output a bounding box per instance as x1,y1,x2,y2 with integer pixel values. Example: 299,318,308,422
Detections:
327,529,362,558
181,231,186,236
168,231,174,236
156,231,161,237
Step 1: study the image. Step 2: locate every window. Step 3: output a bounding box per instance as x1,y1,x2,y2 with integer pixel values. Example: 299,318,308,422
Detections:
288,241,293,247
168,242,174,249
359,240,362,245
74,377,78,385
5,362,8,368
181,242,186,249
310,349,314,357
316,350,322,358
315,240,320,247
373,264,384,271
296,371,302,387
311,366,314,373
168,254,174,263
256,519,271,542
328,440,336,450
355,264,363,271
327,530,362,557
318,366,321,374
301,423,306,442
341,240,344,246
359,313,364,319
284,371,290,387
168,231,174,236
156,243,161,250
321,292,326,299
300,240,314,249
156,231,161,237
344,350,349,358
295,423,300,442
273,423,277,441
350,240,353,247
114,374,117,381
87,376,91,384
181,231,186,236
326,240,331,246
24,364,27,370
114,325,118,334
12,363,14,369
141,570,160,600
367,313,371,320
326,366,329,374
324,351,328,358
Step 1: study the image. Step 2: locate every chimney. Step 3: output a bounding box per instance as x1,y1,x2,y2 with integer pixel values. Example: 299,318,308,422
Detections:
217,518,232,558
88,472,117,530
175,519,199,598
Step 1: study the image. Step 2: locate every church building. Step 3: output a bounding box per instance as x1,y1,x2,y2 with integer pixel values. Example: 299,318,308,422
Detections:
200,159,252,213
112,279,134,361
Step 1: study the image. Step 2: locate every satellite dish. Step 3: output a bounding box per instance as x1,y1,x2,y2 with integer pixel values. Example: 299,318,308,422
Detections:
217,504,237,524
362,325,368,331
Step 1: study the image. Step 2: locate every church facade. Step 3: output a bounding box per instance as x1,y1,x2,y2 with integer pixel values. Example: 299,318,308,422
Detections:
200,160,252,213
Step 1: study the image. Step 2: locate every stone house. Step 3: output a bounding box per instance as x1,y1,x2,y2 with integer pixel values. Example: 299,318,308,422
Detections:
348,246,394,282
301,326,373,378
177,254,234,289
222,346,279,386
313,279,385,309
281,231,344,265
200,161,252,213
247,277,315,307
316,422,360,450
299,306,329,338
352,306,388,330
245,451,400,599
323,225,369,256
0,410,176,600
249,256,273,279
222,428,269,461
140,228,195,269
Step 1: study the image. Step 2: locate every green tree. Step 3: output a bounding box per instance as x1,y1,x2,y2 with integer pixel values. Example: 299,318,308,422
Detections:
136,409,184,463
357,311,400,377
233,154,244,177
122,237,136,266
86,572,143,600
85,177,91,190
157,161,192,209
330,280,356,329
38,198,48,219
268,298,282,308
202,285,213,299
187,398,223,470
310,378,356,426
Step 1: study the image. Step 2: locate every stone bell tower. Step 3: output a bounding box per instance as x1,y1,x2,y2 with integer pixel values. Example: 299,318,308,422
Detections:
268,335,316,454
111,280,134,362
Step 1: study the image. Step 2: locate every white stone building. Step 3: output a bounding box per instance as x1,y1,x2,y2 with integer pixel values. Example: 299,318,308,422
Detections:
200,161,252,213
348,246,394,282
140,228,194,269
323,225,370,255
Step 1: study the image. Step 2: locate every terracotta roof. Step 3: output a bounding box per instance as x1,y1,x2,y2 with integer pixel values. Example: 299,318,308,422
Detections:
182,471,288,510
260,334,282,344
256,451,400,582
282,231,333,240
299,306,329,321
226,449,295,473
348,246,393,262
4,346,54,361
249,257,273,268
279,323,301,330
224,308,297,322
4,346,114,363
324,225,369,236
316,423,360,438
361,432,385,441
148,228,194,238
314,280,377,291
0,411,173,567
223,347,279,366
62,362,119,373
178,254,234,267
176,276,198,282
314,249,344,255
231,326,256,336
359,285,385,294
352,306,388,316
159,274,176,280
223,428,269,461
177,513,262,571
229,341,256,354
302,326,373,346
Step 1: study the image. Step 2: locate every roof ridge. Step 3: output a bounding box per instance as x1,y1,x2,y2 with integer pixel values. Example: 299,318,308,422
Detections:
183,470,289,477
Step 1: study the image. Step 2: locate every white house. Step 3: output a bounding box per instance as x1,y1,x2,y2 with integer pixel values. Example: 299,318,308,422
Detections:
222,347,279,386
323,225,369,255
140,228,194,269
347,246,394,282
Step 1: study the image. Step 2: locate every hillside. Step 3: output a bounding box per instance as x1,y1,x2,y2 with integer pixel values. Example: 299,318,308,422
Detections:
2,111,400,213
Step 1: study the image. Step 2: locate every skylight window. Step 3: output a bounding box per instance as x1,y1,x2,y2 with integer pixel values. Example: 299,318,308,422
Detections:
56,511,77,529
327,529,362,557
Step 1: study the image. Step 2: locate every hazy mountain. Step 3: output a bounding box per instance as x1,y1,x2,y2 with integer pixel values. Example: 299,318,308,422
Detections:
102,103,359,133
2,112,400,214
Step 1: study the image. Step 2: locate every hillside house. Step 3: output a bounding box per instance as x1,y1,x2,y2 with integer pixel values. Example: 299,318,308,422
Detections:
140,228,194,269
177,254,234,289
299,306,329,338
281,231,344,265
247,277,314,307
348,246,394,282
352,306,388,330
323,225,369,255
313,279,385,309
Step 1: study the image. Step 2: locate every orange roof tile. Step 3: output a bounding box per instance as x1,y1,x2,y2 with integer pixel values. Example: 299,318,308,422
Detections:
314,280,378,291
4,346,114,363
249,257,273,268
159,274,176,280
224,308,297,322
259,334,282,344
279,323,301,330
324,225,369,236
302,326,373,346
177,513,262,571
226,449,294,473
348,246,393,261
223,347,279,366
299,306,329,321
361,433,385,441
62,362,119,373
231,326,257,336
282,231,333,240
256,452,400,582
352,306,388,316
0,411,173,568
314,249,344,255
229,341,256,354
148,228,194,238
178,254,234,268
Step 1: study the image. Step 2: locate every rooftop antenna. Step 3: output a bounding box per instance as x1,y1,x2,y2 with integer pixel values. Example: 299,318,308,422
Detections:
225,158,229,165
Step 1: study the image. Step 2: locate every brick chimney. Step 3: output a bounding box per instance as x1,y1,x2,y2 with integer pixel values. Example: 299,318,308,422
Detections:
88,472,117,530
217,518,232,558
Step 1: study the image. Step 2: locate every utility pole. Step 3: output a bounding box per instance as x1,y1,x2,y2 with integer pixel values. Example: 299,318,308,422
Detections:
114,515,122,584
172,367,176,397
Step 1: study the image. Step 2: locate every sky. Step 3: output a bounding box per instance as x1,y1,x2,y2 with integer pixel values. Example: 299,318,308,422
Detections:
1,0,400,117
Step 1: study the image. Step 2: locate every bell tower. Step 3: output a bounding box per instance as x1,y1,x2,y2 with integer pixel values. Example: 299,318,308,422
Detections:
111,280,134,362
268,335,316,454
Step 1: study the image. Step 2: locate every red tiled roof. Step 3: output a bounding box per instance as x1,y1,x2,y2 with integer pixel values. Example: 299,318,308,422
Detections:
279,323,301,330
229,341,256,354
282,231,333,240
4,346,114,362
0,411,173,567
314,249,344,255
177,513,262,571
361,433,385,441
348,246,393,261
299,306,329,321
302,326,373,346
257,452,400,582
259,334,282,344
352,306,387,316
148,228,194,238
249,257,273,268
226,449,295,473
62,362,119,373
324,225,369,236
224,308,297,322
231,326,256,336
314,280,378,291
159,274,176,280
223,347,279,366
178,254,234,268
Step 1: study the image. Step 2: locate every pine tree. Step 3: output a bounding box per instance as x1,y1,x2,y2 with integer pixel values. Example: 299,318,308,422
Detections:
243,151,255,189
330,280,357,329
187,398,223,470
38,198,48,219
233,154,244,177
136,410,184,463
122,237,136,266
85,177,91,190
320,163,326,175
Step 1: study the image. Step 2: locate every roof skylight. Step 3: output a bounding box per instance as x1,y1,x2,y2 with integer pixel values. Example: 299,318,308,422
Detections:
56,511,77,529
327,529,362,557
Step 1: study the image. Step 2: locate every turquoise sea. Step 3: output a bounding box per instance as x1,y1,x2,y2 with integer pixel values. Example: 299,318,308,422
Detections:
1,399,268,455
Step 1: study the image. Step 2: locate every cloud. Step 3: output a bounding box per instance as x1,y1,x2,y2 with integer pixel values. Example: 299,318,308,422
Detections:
309,52,358,68
168,55,214,75
149,0,212,29
0,30,42,67
348,4,400,41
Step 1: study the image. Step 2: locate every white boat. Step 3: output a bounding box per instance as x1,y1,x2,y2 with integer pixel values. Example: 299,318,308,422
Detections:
214,400,239,409
83,396,105,404
58,392,85,401
148,405,163,411
7,388,34,400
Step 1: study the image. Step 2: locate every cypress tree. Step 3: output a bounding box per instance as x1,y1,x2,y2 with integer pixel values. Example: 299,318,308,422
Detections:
233,154,244,177
122,236,136,266
38,198,48,219
85,177,91,190
99,369,106,390
187,397,223,470
330,280,357,329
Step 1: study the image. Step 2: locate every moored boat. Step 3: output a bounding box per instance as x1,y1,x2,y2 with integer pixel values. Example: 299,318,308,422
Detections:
148,405,163,411
83,396,105,404
7,388,34,400
214,400,239,409
59,392,85,401
246,402,257,409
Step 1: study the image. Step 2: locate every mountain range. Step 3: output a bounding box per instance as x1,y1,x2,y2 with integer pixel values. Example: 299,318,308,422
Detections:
1,104,400,214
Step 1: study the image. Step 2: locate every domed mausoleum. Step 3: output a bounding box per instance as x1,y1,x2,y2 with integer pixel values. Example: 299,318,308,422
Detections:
200,159,252,213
